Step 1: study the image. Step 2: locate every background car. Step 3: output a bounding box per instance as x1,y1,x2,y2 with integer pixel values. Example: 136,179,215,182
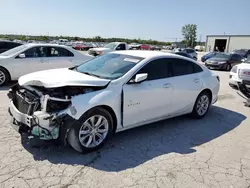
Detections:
205,53,243,71
232,49,250,58
182,48,197,60
172,51,193,59
139,44,152,50
8,50,220,153
229,56,250,89
0,43,93,86
201,52,218,62
0,40,22,54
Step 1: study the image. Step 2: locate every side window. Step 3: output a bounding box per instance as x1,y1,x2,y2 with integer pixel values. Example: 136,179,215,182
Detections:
170,58,195,76
193,63,203,73
231,54,241,61
49,47,74,57
116,44,126,50
0,42,4,48
10,42,21,48
23,47,48,58
137,58,169,80
186,49,194,53
236,54,243,61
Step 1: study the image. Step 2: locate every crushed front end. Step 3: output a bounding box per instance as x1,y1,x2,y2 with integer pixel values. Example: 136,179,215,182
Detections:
7,84,95,141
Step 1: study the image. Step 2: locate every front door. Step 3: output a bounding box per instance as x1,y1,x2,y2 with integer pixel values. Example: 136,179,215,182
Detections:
123,58,173,127
12,46,48,79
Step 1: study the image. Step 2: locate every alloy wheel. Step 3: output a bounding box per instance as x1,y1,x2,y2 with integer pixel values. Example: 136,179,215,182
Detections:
78,115,109,148
196,95,209,116
0,70,6,85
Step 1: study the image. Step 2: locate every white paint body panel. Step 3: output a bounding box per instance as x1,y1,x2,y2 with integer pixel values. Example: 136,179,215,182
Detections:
0,43,93,80
18,68,110,88
18,51,220,133
229,63,250,86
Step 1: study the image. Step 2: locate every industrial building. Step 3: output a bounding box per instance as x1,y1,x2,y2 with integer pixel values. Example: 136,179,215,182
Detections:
205,35,250,52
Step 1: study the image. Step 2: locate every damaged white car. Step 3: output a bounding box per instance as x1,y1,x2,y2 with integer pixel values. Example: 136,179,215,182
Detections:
8,51,220,153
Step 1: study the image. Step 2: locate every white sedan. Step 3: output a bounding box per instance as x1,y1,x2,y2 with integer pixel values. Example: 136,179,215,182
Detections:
8,50,220,153
229,58,250,89
0,43,93,86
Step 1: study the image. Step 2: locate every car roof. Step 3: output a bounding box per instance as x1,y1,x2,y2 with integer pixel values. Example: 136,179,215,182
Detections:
111,50,179,59
24,43,68,48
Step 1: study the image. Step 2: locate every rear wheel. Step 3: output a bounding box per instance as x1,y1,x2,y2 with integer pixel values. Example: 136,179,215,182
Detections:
191,91,211,119
0,68,9,86
67,108,113,153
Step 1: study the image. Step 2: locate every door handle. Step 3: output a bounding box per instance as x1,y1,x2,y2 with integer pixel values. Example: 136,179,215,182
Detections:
193,78,200,83
40,59,44,63
163,83,171,88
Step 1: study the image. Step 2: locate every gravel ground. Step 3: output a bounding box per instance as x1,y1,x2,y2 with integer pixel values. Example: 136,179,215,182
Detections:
0,65,250,187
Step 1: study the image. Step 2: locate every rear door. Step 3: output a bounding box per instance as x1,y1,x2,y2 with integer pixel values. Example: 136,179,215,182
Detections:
166,58,203,116
45,47,75,69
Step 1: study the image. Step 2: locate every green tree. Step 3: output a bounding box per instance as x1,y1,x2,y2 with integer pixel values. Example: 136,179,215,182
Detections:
181,24,197,48
93,36,102,42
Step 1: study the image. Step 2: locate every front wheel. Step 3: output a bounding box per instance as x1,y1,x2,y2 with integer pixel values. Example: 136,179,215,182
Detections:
67,108,113,153
191,91,211,119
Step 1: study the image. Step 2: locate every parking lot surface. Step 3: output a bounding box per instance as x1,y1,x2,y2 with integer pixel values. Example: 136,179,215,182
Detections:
0,70,250,188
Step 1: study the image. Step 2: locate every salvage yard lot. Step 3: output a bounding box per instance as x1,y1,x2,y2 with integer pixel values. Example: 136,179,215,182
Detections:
0,70,250,188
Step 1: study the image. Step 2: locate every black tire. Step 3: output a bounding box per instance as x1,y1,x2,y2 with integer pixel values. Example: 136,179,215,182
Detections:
225,64,231,71
191,91,211,119
0,67,10,86
67,107,114,153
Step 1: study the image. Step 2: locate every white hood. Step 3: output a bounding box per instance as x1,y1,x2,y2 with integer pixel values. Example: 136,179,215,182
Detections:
18,68,110,88
237,63,250,69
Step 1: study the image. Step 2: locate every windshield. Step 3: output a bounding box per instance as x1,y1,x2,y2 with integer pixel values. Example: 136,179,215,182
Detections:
76,53,144,80
211,53,231,60
104,42,117,50
0,44,26,56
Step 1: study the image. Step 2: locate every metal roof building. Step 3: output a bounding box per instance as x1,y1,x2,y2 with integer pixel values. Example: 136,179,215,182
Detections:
205,35,250,52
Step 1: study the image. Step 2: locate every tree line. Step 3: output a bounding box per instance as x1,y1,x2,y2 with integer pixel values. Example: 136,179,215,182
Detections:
0,34,172,46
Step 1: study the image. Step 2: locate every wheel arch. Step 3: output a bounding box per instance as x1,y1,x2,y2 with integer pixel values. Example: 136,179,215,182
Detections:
84,105,118,134
199,88,212,103
0,66,11,81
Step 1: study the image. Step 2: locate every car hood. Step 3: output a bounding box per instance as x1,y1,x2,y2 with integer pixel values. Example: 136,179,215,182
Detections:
18,68,110,88
90,47,112,52
207,58,228,62
237,62,250,69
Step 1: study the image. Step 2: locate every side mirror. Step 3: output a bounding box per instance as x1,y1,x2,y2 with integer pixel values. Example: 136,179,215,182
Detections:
18,53,26,58
129,73,148,84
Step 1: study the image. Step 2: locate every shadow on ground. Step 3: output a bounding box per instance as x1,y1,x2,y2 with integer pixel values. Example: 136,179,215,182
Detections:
21,106,246,172
0,81,16,91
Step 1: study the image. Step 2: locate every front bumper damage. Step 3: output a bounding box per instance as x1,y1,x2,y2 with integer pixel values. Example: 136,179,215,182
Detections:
7,84,76,143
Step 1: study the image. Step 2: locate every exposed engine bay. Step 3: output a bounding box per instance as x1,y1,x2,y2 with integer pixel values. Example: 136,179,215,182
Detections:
8,84,103,140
